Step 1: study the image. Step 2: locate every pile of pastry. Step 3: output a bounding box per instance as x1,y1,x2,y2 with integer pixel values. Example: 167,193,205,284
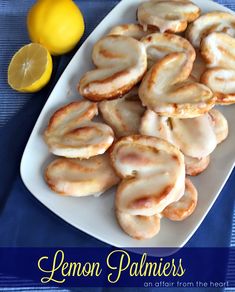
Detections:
43,0,235,240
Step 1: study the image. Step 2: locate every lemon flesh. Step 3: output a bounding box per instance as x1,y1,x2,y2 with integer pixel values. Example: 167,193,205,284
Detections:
27,0,85,55
8,43,53,93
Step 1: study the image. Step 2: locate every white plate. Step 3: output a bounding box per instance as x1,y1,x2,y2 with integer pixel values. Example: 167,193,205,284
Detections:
21,0,235,248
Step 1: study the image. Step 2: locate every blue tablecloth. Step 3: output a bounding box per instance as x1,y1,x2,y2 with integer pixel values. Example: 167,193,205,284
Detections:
0,0,235,291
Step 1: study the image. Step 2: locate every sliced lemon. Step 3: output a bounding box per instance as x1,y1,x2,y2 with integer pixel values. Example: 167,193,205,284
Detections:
8,43,53,92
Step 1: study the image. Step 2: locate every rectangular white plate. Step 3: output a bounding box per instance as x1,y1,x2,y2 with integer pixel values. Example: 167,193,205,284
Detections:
21,0,235,248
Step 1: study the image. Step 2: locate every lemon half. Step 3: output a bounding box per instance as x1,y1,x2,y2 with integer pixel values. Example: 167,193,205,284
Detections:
8,43,53,93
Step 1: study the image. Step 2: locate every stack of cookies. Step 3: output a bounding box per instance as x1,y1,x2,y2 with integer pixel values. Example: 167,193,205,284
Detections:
43,0,234,240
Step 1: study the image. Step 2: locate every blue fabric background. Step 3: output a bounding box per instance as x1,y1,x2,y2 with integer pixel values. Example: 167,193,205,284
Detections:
0,1,235,291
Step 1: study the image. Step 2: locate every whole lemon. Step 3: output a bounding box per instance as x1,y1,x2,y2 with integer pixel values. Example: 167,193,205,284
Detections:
27,0,85,55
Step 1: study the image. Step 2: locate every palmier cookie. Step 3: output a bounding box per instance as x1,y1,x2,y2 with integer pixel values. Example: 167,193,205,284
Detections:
185,156,210,176
186,11,235,48
44,101,114,159
191,51,206,81
45,154,120,197
78,35,147,101
201,32,235,104
99,87,145,138
116,211,161,240
141,32,195,68
140,109,217,159
162,178,198,221
116,178,198,239
111,135,185,239
208,109,228,144
109,23,156,40
137,0,200,33
139,52,214,118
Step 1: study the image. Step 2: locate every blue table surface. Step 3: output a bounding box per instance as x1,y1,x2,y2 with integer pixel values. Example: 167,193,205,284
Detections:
0,1,235,291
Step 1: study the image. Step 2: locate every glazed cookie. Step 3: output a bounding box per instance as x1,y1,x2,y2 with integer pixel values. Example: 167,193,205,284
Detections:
44,101,114,158
45,154,120,197
78,35,147,101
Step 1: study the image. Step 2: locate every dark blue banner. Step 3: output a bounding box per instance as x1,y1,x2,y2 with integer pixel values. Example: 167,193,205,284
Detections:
0,248,233,288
